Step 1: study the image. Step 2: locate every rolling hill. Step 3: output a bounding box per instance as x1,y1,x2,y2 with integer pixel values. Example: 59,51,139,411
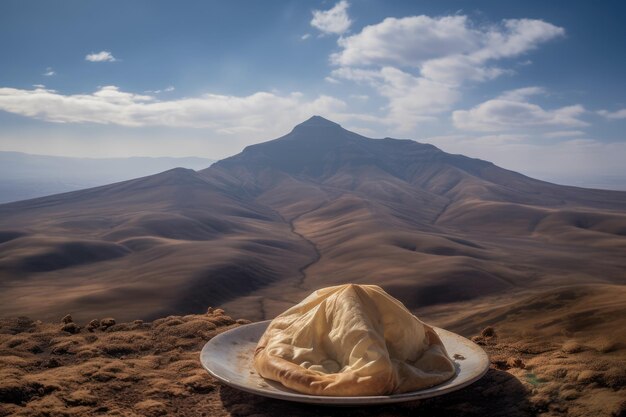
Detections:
0,116,625,325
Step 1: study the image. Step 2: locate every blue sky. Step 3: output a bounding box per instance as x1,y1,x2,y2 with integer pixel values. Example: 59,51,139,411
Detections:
1,0,625,187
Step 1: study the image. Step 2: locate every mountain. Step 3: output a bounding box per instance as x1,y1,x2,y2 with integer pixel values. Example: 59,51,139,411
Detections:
0,152,215,203
0,116,625,323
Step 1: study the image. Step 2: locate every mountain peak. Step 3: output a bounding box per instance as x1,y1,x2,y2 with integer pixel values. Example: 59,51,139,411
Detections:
294,115,341,129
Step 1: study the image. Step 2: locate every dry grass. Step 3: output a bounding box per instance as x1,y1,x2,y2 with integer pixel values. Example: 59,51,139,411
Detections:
1,300,624,417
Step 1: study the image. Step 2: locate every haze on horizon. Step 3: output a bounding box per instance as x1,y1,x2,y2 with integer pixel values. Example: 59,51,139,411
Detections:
1,0,625,190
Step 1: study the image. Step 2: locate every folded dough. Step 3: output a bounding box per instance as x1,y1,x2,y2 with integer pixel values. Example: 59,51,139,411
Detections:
253,284,455,396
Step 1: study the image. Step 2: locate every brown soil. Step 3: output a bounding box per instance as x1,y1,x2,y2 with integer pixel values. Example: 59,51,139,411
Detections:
1,306,624,417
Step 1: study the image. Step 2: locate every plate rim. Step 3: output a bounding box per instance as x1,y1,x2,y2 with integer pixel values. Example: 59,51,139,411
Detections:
200,320,490,405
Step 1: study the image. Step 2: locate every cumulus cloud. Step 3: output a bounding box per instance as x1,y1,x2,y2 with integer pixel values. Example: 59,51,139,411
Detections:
43,67,56,76
85,51,117,62
332,16,563,70
332,15,477,67
452,88,587,132
331,66,457,130
311,1,351,35
329,14,564,132
0,85,347,134
598,108,626,119
377,67,458,129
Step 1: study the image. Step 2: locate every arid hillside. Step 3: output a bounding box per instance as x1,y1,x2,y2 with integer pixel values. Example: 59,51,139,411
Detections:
1,116,624,324
1,118,625,415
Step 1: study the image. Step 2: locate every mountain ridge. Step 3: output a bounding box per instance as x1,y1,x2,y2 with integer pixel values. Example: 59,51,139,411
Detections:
0,151,215,204
0,116,625,322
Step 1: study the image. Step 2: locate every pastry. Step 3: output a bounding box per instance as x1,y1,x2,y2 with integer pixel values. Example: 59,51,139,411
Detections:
254,284,455,396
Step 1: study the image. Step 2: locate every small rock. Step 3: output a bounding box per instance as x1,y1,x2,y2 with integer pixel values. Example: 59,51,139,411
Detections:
86,319,100,332
236,319,251,325
100,318,116,330
133,320,143,325
61,322,81,334
213,308,225,316
206,307,214,314
481,326,496,338
61,314,73,324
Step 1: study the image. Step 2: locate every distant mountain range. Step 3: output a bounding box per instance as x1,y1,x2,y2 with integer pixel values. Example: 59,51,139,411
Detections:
0,116,624,322
0,152,215,203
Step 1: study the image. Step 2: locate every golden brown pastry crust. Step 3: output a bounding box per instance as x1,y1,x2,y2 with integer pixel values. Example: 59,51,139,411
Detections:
253,284,455,396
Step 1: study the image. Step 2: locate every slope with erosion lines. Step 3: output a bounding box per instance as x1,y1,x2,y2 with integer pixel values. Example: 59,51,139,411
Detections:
0,168,317,322
207,116,626,319
1,116,626,322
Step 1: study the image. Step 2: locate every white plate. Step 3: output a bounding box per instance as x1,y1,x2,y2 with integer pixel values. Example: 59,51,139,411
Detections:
200,320,489,405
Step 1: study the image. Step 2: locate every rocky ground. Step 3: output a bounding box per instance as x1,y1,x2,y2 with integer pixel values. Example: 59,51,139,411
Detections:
1,309,624,417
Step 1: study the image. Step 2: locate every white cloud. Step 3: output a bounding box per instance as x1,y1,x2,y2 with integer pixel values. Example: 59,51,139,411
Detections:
453,100,586,132
0,85,347,134
145,86,175,94
478,19,566,59
375,67,459,130
330,67,380,83
332,15,477,67
350,94,369,101
85,51,117,62
329,14,564,132
332,16,563,69
301,33,311,40
452,87,587,132
497,86,545,101
43,67,56,76
324,76,340,84
598,108,626,119
311,1,351,35
332,66,457,131
419,55,509,84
